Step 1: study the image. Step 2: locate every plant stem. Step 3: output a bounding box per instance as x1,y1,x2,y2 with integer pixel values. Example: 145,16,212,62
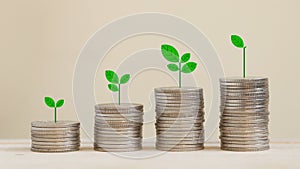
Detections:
243,46,246,78
179,62,182,88
118,84,121,105
54,107,57,123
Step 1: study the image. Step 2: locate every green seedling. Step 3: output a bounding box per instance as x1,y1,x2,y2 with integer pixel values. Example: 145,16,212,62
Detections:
161,44,197,88
105,70,130,105
231,34,247,78
44,97,64,123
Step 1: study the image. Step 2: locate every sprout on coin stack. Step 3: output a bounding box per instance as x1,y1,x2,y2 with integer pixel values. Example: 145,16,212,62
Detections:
154,44,205,151
218,35,270,151
93,70,144,152
31,97,80,153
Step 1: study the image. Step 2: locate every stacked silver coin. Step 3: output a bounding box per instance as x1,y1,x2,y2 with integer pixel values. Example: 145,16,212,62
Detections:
155,87,205,151
31,121,80,152
94,103,144,152
219,77,269,151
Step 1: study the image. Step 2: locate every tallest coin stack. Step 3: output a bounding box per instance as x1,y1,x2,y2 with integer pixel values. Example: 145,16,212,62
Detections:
219,77,270,151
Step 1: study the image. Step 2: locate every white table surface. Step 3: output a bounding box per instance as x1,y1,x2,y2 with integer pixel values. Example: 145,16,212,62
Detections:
1,140,299,169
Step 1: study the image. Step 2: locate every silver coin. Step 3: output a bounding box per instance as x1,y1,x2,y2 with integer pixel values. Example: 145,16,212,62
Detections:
31,127,80,131
220,118,269,123
221,109,269,114
220,87,268,91
219,126,268,132
94,130,141,135
157,136,204,141
155,93,203,98
94,135,141,139
32,144,80,149
30,131,80,135
157,140,204,145
156,143,203,149
221,142,269,148
220,133,268,139
220,114,269,118
94,130,142,137
31,147,80,153
95,119,143,124
220,76,268,81
220,84,268,88
155,96,202,101
156,110,204,116
94,140,141,144
95,115,143,120
220,139,269,145
94,121,142,126
157,134,203,139
31,140,80,146
220,121,268,125
157,137,203,141
31,133,80,139
221,98,268,102
220,102,268,107
31,121,80,128
220,146,269,152
95,103,143,110
155,87,203,93
157,112,202,118
220,130,268,135
94,143,141,149
155,107,204,113
31,137,79,142
220,106,268,111
156,146,203,152
156,122,203,127
221,112,269,117
94,146,141,152
220,134,268,139
220,119,269,124
94,131,142,137
157,130,203,135
95,111,143,116
156,100,204,105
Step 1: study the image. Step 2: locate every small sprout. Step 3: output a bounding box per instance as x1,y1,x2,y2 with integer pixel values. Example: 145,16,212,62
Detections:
105,70,130,105
231,34,247,78
161,44,197,87
44,97,64,123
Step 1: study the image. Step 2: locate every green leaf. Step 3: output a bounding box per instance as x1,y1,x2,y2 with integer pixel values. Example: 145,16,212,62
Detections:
231,35,245,48
181,62,197,73
105,70,119,84
56,99,64,108
180,53,190,63
44,97,55,108
167,64,179,71
161,44,179,62
108,84,119,92
120,74,130,84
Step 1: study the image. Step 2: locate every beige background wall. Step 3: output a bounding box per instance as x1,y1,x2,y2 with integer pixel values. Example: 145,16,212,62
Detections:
0,0,299,140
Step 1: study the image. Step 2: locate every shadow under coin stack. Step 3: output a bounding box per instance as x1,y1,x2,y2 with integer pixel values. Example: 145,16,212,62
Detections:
94,103,144,152
219,77,270,151
31,121,80,152
155,87,205,151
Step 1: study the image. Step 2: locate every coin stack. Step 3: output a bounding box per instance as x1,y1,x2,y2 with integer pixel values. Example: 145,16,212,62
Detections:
155,87,205,151
219,77,270,151
94,103,144,152
31,121,80,153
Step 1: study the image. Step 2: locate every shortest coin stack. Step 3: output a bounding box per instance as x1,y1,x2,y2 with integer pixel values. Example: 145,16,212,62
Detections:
155,87,205,152
219,77,270,151
31,121,80,153
94,103,144,152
